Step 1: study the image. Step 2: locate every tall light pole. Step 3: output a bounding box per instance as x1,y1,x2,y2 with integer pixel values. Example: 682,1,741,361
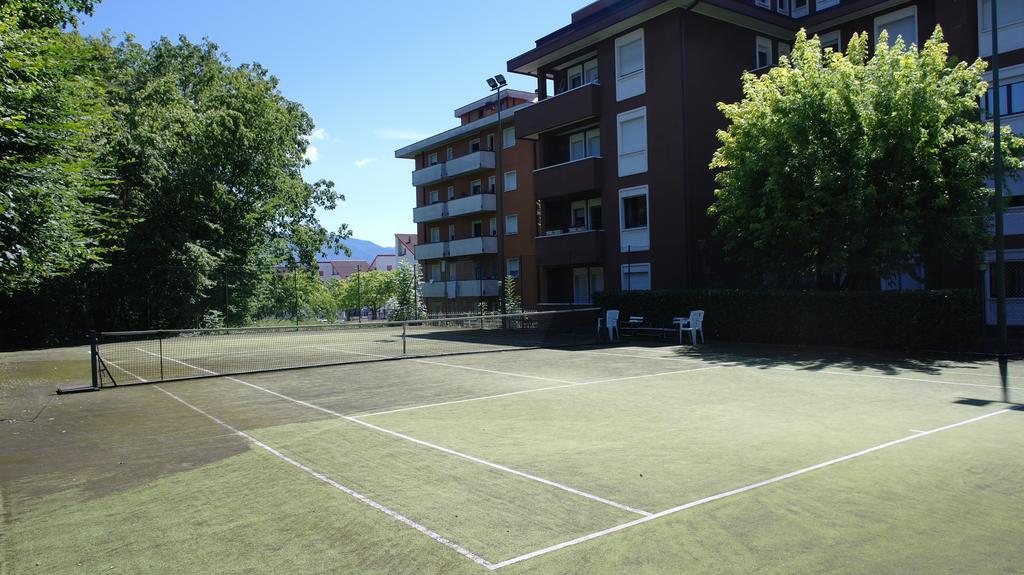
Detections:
991,0,1009,402
487,74,508,314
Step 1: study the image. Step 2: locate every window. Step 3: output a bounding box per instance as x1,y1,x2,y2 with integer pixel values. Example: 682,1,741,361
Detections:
779,42,791,59
504,170,517,192
819,30,841,53
488,175,496,193
980,0,1024,57
472,221,483,237
567,58,599,90
489,217,497,236
429,263,442,282
793,0,808,17
571,128,601,161
447,186,455,200
446,146,453,161
615,29,645,101
448,224,456,241
754,0,769,8
617,107,647,176
429,227,440,243
503,126,516,148
777,0,789,15
816,0,838,10
487,134,494,151
619,186,649,252
569,198,602,231
428,152,438,166
756,36,772,69
507,258,520,278
875,6,917,49
470,180,482,195
505,214,519,235
620,263,651,291
470,139,481,153
428,190,439,204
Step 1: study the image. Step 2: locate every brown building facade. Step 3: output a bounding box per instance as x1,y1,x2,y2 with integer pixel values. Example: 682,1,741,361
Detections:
396,90,540,314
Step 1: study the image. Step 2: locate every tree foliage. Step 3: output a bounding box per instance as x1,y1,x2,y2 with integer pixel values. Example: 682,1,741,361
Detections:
390,261,425,321
710,28,1024,289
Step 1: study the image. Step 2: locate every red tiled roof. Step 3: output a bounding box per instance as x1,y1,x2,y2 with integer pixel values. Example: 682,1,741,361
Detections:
328,260,370,279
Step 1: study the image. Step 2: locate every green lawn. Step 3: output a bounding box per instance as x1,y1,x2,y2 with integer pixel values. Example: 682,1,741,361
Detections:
2,343,1022,573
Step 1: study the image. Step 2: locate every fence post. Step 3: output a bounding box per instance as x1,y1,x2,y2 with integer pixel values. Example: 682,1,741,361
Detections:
159,332,165,382
402,323,407,355
89,331,99,389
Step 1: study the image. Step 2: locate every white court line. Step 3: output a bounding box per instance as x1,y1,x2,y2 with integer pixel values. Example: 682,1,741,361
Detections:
489,407,1014,570
104,359,148,383
565,349,1024,393
135,348,650,517
354,365,724,419
152,384,495,570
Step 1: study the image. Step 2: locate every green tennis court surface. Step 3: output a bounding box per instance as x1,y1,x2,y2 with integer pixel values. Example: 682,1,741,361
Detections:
2,343,1023,573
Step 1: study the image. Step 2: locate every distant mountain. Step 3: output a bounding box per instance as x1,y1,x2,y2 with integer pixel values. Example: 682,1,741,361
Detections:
317,237,391,262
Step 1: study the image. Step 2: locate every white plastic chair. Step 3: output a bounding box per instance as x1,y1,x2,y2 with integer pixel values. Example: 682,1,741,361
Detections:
597,310,620,342
676,310,704,345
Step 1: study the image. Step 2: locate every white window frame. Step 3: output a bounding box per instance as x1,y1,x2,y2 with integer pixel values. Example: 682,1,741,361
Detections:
429,227,440,243
487,133,495,151
620,262,651,291
816,0,839,10
488,175,496,194
755,36,773,69
470,179,482,195
504,170,517,192
506,257,520,278
446,146,453,161
614,29,645,102
469,138,481,153
447,223,456,241
792,0,808,18
447,185,455,200
489,217,497,236
616,107,648,177
505,214,519,235
980,0,1024,57
619,185,650,252
427,152,438,166
874,6,917,49
428,190,439,204
819,30,841,53
754,0,769,8
503,126,516,148
777,0,790,15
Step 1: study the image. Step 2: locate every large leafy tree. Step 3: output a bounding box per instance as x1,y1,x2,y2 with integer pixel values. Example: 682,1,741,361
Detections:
710,28,1024,289
0,0,118,295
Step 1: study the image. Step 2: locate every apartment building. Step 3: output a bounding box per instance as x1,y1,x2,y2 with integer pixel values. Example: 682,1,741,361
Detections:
507,0,1024,310
395,90,539,314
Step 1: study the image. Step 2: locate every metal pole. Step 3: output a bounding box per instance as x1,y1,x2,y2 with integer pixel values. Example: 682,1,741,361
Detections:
495,86,507,314
356,266,362,323
992,0,1010,403
402,323,407,355
159,333,164,382
293,266,299,328
89,331,99,389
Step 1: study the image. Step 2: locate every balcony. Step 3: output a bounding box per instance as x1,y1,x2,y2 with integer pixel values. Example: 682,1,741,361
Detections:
416,241,448,261
449,236,497,257
446,150,495,178
412,163,445,186
534,157,603,200
515,82,600,139
448,193,496,217
412,202,447,223
419,280,500,299
535,229,605,267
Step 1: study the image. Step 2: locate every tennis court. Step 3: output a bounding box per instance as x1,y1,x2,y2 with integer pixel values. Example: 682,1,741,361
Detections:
2,333,1023,573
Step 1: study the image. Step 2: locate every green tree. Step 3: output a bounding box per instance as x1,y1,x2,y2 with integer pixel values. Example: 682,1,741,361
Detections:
504,275,522,314
710,28,1024,289
390,261,425,321
0,0,119,295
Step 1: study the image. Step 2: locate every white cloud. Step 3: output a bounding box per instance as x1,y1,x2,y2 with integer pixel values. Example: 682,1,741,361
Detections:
310,127,328,141
303,145,319,163
354,157,377,168
374,128,430,141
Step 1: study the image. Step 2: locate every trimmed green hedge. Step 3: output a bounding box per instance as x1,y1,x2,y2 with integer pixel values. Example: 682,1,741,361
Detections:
593,289,982,351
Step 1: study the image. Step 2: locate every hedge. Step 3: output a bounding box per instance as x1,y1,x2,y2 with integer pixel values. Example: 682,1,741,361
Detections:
593,289,982,351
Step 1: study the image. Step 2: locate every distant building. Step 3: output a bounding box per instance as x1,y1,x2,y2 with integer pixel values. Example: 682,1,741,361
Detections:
326,260,370,280
369,254,397,272
395,233,417,267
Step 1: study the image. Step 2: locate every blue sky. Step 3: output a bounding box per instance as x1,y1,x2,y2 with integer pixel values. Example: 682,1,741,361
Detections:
79,0,583,248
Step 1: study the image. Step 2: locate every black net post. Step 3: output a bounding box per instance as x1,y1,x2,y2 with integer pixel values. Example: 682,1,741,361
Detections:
159,331,165,382
402,323,407,355
89,331,99,389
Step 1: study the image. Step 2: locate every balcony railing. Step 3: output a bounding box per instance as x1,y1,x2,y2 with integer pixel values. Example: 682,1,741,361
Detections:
412,163,445,186
419,279,500,299
415,241,448,260
412,202,447,223
448,193,496,217
535,229,605,266
534,156,602,200
448,236,497,257
515,82,600,139
446,150,495,178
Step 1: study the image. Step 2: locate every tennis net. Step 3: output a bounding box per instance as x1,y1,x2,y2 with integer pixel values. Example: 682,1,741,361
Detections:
88,307,601,387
